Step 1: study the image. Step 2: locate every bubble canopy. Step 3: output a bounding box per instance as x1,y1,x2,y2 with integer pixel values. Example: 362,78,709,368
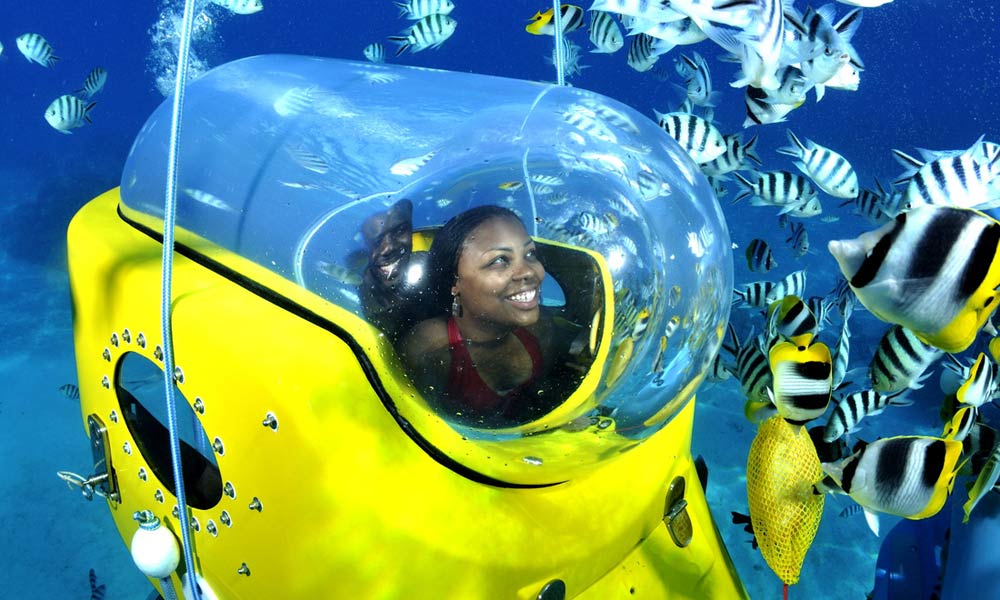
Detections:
121,55,732,484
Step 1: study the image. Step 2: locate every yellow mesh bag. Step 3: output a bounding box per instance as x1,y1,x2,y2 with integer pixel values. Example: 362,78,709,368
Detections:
746,416,825,586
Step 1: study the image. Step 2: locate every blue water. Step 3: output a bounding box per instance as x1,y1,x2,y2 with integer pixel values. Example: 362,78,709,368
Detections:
2,1,999,598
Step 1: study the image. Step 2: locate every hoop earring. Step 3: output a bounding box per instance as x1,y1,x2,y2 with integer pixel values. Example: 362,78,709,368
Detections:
451,293,463,318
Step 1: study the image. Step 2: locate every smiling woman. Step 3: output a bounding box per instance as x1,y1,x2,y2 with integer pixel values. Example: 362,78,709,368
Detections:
399,205,581,427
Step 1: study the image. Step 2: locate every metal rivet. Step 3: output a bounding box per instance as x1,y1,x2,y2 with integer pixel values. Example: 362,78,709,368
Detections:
237,563,251,577
122,329,131,344
220,511,232,527
224,482,236,499
102,348,111,362
122,441,132,455
172,505,179,518
537,579,566,600
154,345,164,362
262,412,278,431
101,376,111,390
110,333,119,347
154,489,164,503
137,333,146,348
248,497,262,512
206,520,218,537
109,410,118,424
138,468,147,482
190,517,200,532
212,437,225,456
173,366,184,384
193,398,205,414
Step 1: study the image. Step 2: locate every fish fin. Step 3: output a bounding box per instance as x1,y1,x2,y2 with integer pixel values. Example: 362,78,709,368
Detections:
863,507,881,537
814,84,826,102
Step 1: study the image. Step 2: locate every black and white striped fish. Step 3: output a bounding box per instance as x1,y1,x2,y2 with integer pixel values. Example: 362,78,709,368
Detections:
787,221,810,257
44,95,95,134
396,0,454,20
745,238,777,273
840,180,893,224
388,14,457,55
806,295,833,330
956,352,998,408
589,10,624,54
768,339,833,425
942,405,978,443
626,33,661,72
363,43,385,63
732,170,822,217
767,66,814,106
765,269,807,305
869,324,943,393
16,33,58,67
678,52,720,107
823,389,912,442
892,138,1000,212
829,206,1000,353
654,111,726,164
767,294,817,345
73,67,108,100
701,133,761,177
526,3,585,35
785,5,859,92
778,130,858,199
729,325,772,406
823,436,963,521
831,300,852,389
59,383,80,400
742,85,801,128
733,280,775,309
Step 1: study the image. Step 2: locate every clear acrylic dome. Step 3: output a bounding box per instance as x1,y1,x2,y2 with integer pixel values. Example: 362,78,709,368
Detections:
120,55,732,484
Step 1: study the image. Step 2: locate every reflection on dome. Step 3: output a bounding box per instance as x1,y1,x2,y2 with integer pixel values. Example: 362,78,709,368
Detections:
120,55,732,485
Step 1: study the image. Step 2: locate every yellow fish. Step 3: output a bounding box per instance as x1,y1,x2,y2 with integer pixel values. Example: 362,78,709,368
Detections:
498,180,524,191
829,206,1000,353
525,4,584,35
768,340,832,425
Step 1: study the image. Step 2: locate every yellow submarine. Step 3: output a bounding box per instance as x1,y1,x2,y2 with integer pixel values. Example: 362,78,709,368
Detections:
65,47,747,598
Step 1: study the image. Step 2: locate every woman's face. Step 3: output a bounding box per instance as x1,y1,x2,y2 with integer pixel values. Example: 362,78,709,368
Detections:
452,217,545,330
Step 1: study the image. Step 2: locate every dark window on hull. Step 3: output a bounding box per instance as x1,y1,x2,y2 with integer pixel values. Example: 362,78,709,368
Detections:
116,353,222,509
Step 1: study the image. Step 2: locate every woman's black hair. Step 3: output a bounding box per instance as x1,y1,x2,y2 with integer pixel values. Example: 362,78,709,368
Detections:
427,205,524,314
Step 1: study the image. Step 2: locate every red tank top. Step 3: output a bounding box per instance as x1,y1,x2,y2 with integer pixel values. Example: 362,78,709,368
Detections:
446,317,544,415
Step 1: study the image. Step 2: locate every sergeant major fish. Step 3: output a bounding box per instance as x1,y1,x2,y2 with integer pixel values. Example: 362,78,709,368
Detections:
778,130,859,199
389,14,457,55
823,389,912,443
75,67,108,99
588,10,624,53
44,95,95,134
653,111,726,164
363,43,385,63
396,0,454,19
16,33,58,67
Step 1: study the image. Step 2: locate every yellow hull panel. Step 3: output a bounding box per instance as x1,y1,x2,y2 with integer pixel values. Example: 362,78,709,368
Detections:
68,189,746,599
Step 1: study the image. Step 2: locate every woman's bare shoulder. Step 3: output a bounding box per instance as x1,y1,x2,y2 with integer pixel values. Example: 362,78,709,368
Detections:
400,316,450,357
